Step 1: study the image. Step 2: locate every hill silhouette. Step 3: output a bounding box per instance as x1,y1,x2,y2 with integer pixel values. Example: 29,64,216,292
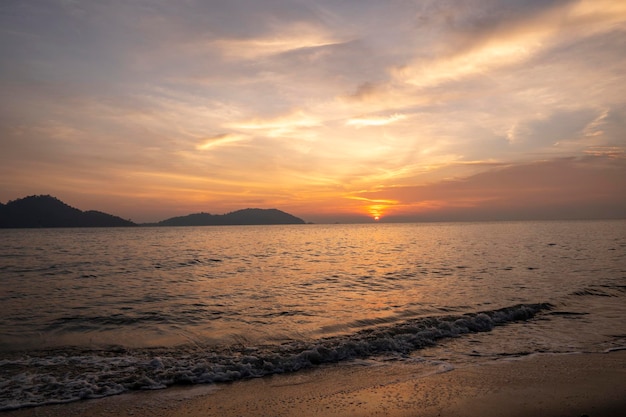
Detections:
158,208,305,226
0,195,306,228
0,195,136,228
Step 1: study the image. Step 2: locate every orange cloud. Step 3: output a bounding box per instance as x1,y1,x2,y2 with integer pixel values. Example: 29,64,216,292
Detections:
346,113,407,128
358,156,626,221
196,133,250,150
211,22,349,60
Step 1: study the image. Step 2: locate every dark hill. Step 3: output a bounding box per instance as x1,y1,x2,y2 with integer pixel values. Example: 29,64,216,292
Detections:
0,195,136,228
158,208,305,226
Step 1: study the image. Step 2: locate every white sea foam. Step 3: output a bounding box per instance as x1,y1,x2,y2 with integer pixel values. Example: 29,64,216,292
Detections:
0,303,551,410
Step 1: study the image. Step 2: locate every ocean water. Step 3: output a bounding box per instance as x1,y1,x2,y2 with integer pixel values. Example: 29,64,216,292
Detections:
0,221,624,410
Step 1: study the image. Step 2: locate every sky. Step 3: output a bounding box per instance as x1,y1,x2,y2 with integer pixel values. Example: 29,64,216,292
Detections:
1,0,625,223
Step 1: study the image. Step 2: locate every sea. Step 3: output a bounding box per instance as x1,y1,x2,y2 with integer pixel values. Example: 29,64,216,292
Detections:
1,221,625,410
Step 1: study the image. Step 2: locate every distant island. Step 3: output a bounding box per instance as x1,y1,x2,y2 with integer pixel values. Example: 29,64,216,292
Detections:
0,195,306,228
156,209,305,226
0,195,136,228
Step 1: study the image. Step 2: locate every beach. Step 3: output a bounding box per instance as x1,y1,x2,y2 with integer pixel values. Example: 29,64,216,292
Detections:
6,350,625,417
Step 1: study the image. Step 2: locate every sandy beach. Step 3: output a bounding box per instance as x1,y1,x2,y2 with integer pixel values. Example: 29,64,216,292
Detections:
6,350,625,417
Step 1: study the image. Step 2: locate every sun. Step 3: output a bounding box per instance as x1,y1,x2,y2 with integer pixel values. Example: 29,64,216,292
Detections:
368,205,385,221
363,201,394,222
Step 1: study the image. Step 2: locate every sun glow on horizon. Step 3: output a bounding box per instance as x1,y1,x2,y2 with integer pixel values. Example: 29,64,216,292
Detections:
368,205,387,222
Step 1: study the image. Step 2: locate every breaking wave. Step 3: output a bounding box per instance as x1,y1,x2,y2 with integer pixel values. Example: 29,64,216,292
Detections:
0,303,551,410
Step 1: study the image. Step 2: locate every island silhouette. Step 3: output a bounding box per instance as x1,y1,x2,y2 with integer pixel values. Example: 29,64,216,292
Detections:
156,208,305,226
0,195,306,228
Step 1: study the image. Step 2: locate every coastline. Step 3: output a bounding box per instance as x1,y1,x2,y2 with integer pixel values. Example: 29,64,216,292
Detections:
5,350,625,417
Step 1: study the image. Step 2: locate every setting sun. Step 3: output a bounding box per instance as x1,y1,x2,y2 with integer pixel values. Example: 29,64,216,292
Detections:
368,205,385,221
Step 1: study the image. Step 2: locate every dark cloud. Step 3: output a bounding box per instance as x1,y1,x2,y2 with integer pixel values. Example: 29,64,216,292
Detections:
417,0,577,54
510,108,600,148
345,82,384,102
600,105,626,146
363,156,626,221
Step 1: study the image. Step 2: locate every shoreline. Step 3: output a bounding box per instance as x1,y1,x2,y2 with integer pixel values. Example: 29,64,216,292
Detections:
5,350,625,417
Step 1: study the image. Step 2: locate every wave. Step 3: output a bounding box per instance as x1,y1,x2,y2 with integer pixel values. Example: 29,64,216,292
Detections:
570,284,626,298
0,302,551,411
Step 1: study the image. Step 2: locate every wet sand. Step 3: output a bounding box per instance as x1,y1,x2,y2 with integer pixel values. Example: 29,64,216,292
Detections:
6,351,626,417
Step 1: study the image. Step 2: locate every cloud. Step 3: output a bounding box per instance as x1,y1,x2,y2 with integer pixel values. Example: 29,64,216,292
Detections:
584,147,625,159
396,33,542,88
211,22,347,60
506,108,601,147
346,113,407,128
196,133,250,150
359,156,626,220
228,111,322,139
394,0,626,89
